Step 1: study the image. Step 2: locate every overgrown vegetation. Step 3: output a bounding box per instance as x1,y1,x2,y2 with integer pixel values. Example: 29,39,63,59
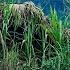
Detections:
0,1,70,70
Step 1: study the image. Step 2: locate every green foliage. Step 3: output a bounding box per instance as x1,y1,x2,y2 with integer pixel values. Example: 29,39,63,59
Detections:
48,7,63,44
2,4,13,38
8,0,14,3
0,3,70,70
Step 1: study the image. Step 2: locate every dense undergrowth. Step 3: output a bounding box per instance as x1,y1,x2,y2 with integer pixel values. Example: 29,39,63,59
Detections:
0,1,70,70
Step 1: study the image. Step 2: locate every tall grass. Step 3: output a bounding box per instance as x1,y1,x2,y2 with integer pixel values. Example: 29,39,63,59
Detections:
0,3,70,70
